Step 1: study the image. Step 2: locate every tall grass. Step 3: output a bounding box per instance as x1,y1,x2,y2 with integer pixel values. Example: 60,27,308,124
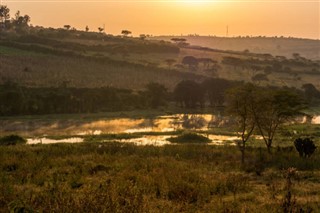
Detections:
0,143,319,212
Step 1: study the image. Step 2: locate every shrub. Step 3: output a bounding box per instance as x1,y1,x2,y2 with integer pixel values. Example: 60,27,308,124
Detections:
294,137,316,158
0,135,26,146
167,133,211,144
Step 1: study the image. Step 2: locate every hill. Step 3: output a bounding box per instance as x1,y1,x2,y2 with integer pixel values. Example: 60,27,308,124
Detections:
0,28,319,91
154,36,320,61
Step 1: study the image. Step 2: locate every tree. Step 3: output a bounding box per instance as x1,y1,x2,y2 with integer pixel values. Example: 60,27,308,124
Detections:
171,38,186,43
139,34,146,40
0,5,10,29
164,59,176,68
85,25,89,32
292,53,301,60
121,30,131,37
64,25,71,30
251,73,269,83
144,82,168,108
302,83,320,103
251,88,305,153
98,27,104,33
170,38,189,47
202,78,231,107
197,58,216,69
264,66,273,75
182,56,198,71
13,11,30,31
174,80,205,108
226,84,256,164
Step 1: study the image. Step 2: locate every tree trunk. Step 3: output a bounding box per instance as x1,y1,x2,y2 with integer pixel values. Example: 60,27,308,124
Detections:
241,142,245,164
241,149,245,164
267,139,272,154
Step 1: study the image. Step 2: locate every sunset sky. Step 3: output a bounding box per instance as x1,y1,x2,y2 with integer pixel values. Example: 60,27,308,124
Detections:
2,0,320,39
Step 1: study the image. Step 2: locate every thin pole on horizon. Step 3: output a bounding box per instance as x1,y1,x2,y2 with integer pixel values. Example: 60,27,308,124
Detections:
226,25,229,37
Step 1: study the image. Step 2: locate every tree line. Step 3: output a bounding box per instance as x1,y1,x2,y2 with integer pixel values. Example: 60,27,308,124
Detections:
0,82,168,116
1,78,318,116
0,5,30,33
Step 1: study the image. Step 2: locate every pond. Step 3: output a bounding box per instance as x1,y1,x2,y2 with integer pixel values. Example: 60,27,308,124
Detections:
26,134,240,146
1,114,224,136
1,113,319,146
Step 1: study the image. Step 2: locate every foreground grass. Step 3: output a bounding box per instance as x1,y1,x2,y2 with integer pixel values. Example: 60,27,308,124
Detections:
1,143,319,212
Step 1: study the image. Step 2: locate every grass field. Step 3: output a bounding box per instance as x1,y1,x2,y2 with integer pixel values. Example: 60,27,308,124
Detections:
1,142,319,212
154,36,320,60
1,33,319,90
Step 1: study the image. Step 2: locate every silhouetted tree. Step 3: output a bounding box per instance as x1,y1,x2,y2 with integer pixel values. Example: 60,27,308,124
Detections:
251,73,269,83
202,78,231,107
144,82,168,108
139,34,146,40
13,11,30,32
0,5,10,29
98,27,104,33
174,80,204,108
121,30,131,37
302,83,320,103
170,38,189,46
198,58,216,69
251,88,305,153
264,66,273,75
222,56,243,69
165,59,176,68
63,25,71,30
292,53,301,60
182,56,198,71
226,83,256,164
171,38,186,43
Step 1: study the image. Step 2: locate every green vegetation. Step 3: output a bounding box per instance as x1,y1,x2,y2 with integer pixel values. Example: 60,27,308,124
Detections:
1,143,320,212
167,132,211,144
226,83,307,163
1,12,319,91
0,135,26,146
1,5,320,212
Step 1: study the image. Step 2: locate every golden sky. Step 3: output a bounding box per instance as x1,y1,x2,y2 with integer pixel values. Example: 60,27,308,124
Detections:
3,0,320,39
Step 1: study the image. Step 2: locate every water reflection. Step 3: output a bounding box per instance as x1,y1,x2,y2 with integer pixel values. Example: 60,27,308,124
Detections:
114,136,171,146
312,116,320,124
26,135,238,146
1,113,319,146
27,137,84,144
1,114,223,136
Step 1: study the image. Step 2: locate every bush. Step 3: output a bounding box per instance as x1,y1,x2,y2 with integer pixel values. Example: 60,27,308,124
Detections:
0,135,26,146
294,137,316,158
167,133,211,144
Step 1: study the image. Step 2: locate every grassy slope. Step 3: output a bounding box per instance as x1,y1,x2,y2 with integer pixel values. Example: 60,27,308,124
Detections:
1,34,319,90
154,36,320,60
1,143,319,212
0,44,208,90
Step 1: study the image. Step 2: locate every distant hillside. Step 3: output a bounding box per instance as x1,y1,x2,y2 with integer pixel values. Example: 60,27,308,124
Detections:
0,30,205,90
0,28,319,91
153,36,320,60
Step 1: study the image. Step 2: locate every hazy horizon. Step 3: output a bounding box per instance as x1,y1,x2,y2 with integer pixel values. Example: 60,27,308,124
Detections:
2,0,319,39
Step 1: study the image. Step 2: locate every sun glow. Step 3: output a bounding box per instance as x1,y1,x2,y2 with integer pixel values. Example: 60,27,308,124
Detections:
177,0,215,5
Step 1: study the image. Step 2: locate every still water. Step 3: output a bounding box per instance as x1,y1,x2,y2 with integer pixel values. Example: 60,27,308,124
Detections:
1,114,319,146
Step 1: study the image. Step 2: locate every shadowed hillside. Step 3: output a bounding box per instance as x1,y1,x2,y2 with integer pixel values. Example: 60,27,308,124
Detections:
154,36,320,60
